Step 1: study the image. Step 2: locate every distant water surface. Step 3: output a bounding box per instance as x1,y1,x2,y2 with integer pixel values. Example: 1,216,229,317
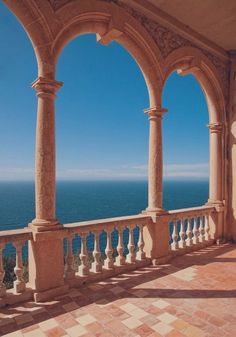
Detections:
0,180,208,230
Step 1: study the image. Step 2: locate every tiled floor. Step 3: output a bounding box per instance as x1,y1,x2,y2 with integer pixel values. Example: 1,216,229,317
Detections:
0,243,235,337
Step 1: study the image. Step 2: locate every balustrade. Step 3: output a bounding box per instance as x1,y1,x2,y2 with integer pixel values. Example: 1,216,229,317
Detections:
168,206,215,253
63,215,151,282
0,206,217,305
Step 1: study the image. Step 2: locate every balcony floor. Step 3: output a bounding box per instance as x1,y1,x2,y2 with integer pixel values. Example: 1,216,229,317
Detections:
0,243,235,337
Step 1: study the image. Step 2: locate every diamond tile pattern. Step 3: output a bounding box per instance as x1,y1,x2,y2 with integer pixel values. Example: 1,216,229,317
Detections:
0,243,235,337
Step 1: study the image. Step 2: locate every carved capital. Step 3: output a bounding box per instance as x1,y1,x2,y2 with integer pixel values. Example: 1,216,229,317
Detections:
207,122,224,134
32,77,63,98
144,106,168,120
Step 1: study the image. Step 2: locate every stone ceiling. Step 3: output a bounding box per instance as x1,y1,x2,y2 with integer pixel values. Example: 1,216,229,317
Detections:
146,0,236,51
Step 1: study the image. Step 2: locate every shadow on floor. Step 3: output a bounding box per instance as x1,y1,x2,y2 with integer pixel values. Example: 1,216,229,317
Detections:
0,243,235,335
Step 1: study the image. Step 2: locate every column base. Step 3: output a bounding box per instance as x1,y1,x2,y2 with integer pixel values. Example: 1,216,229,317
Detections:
142,207,167,221
34,284,69,303
205,199,224,207
29,218,63,232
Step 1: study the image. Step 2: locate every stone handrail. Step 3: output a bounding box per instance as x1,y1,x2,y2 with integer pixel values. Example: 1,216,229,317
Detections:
0,228,32,244
63,214,152,233
166,205,215,220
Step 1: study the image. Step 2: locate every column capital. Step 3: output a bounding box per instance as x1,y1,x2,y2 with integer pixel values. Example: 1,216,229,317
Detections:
207,122,224,134
32,77,63,98
144,106,168,119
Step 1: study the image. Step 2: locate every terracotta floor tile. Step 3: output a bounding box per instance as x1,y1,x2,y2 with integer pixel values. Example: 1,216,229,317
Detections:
45,326,66,337
152,321,174,335
23,328,46,337
122,317,143,329
134,323,155,337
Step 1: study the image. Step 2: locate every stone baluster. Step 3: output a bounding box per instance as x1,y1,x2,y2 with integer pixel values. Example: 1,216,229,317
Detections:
115,226,126,266
127,225,136,263
91,230,102,273
136,225,146,260
78,233,89,276
204,214,210,241
199,215,205,243
104,227,114,269
65,235,75,280
14,241,26,293
178,218,186,249
186,217,193,247
0,244,6,297
192,216,200,245
171,220,179,250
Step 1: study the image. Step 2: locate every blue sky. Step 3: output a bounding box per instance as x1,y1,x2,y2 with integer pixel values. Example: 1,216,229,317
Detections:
0,2,209,181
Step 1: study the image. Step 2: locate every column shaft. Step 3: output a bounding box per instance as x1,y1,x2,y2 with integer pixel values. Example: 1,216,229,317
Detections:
31,77,62,229
145,107,167,213
208,123,223,204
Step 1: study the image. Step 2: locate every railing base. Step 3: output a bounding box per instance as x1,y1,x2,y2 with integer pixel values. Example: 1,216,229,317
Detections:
0,288,33,308
170,239,215,258
65,259,152,288
34,284,69,303
151,254,173,265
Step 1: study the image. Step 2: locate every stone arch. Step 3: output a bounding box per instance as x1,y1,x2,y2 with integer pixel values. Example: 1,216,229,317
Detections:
163,46,226,207
163,47,226,124
50,0,164,107
2,0,57,78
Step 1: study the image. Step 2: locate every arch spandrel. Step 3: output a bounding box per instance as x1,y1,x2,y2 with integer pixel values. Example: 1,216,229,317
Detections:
163,47,226,124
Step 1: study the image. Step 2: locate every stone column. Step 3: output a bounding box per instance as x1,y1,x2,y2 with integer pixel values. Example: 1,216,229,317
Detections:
145,106,167,214
31,77,63,231
208,122,224,205
28,77,68,302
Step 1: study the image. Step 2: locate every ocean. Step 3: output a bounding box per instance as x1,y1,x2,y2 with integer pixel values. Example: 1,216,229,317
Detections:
0,180,208,257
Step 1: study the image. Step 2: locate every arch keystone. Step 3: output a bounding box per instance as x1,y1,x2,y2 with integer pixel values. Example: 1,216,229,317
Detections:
96,17,124,45
177,58,201,76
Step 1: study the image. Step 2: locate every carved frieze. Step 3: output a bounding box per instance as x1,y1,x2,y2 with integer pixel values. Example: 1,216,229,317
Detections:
118,2,229,96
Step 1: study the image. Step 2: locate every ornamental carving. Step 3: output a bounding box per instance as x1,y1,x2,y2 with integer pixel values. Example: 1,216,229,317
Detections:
48,0,74,11
118,2,229,97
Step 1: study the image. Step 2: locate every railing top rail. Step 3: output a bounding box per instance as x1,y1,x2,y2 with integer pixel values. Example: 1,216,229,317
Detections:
63,214,151,233
0,228,32,244
167,205,215,217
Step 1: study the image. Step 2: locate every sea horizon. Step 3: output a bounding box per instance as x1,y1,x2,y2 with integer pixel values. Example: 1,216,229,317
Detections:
0,179,209,228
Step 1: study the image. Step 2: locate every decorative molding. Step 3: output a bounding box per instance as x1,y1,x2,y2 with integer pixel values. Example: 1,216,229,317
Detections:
48,0,117,11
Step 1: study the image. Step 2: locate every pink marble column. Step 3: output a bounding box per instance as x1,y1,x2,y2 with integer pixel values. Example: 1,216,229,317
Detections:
145,106,167,214
31,77,63,230
208,122,224,205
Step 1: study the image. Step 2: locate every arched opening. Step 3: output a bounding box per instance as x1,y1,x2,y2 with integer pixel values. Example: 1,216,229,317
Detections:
163,48,226,212
0,2,38,288
56,34,149,223
0,2,37,230
162,71,209,209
